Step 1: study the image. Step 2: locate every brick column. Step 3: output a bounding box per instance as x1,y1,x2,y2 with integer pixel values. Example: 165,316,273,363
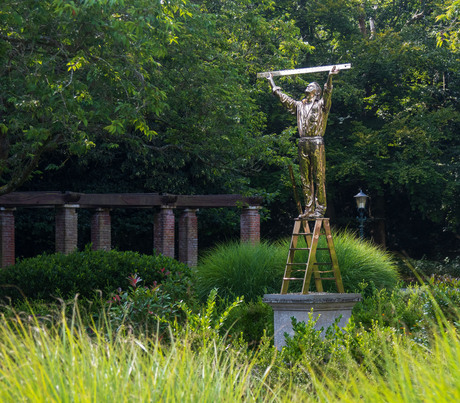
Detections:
154,206,175,258
55,205,78,254
179,209,198,267
0,208,16,267
91,209,111,251
240,206,260,245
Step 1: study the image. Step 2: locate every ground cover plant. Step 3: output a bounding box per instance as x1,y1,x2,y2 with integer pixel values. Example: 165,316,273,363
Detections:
1,280,460,402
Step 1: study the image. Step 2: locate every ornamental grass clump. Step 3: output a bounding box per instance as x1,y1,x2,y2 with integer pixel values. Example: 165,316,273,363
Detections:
195,240,286,302
278,230,399,293
195,230,398,301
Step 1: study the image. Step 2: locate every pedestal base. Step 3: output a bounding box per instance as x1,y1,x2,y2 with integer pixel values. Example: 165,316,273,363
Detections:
263,293,361,350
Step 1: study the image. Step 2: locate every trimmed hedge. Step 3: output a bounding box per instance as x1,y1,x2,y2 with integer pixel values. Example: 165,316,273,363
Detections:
0,247,192,302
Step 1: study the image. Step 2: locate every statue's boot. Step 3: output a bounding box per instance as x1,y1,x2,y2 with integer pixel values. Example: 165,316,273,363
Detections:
298,209,314,219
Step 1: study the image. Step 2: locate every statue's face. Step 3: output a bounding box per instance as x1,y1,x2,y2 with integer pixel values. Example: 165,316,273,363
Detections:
305,82,321,101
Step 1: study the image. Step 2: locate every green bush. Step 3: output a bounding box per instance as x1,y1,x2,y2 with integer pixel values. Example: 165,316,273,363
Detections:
0,247,192,302
222,298,274,346
352,277,460,344
195,231,399,301
195,241,286,302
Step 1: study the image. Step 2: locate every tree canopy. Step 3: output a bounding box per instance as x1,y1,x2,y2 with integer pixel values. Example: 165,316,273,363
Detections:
1,0,459,258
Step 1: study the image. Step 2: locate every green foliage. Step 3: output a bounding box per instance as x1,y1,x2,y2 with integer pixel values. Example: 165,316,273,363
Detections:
105,274,180,335
353,278,460,344
169,288,243,348
2,276,460,401
3,0,459,259
318,231,399,292
279,230,399,293
437,0,460,51
195,241,286,302
0,0,189,194
0,306,276,402
196,231,398,302
255,314,415,389
0,247,191,302
223,298,274,347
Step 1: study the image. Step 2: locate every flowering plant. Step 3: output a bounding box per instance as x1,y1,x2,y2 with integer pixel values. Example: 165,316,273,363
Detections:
106,273,179,334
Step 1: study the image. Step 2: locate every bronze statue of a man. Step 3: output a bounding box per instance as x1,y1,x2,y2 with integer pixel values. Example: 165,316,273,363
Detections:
267,66,339,218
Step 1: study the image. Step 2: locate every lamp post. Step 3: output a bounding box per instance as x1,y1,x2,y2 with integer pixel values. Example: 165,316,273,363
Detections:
354,189,369,240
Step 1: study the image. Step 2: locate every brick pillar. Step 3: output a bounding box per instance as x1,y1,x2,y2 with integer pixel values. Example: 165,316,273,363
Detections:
91,208,111,251
179,209,198,267
240,206,260,245
154,206,175,258
0,208,16,267
55,205,78,254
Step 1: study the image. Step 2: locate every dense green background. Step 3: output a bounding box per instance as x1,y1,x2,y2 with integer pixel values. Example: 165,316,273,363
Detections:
1,0,459,259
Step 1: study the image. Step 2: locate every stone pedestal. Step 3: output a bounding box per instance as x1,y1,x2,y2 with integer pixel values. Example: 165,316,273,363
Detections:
263,293,361,350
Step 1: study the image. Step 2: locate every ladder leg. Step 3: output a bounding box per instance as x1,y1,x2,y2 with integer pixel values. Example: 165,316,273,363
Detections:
323,219,344,293
281,220,301,294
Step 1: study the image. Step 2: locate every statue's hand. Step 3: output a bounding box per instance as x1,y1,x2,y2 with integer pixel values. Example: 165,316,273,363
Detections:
266,72,275,87
330,65,339,75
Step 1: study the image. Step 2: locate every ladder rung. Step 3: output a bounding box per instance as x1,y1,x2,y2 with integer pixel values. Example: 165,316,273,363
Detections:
286,263,307,266
318,270,334,274
320,277,336,280
283,278,304,281
293,232,312,235
290,247,310,250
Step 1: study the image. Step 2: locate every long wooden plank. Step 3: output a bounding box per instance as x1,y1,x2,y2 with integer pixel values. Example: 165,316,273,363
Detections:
257,63,351,78
0,192,65,206
0,192,263,208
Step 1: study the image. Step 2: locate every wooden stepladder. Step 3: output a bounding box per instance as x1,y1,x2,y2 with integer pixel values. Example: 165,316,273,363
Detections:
281,217,344,294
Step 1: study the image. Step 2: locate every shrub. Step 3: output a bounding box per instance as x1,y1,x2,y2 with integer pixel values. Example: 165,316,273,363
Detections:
0,247,192,303
222,298,274,346
352,277,460,343
195,241,286,302
195,231,399,301
105,274,181,336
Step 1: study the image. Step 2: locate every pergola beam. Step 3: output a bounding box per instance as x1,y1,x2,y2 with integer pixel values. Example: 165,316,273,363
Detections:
0,192,263,208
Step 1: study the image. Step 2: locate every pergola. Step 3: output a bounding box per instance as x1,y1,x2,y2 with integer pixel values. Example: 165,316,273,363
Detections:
0,192,263,268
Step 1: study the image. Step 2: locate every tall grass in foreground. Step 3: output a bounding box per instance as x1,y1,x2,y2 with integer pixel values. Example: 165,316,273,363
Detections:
0,309,277,402
1,305,460,402
310,324,460,402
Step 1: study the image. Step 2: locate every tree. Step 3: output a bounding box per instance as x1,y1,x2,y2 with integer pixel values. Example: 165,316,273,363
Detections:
437,0,460,51
0,0,190,195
